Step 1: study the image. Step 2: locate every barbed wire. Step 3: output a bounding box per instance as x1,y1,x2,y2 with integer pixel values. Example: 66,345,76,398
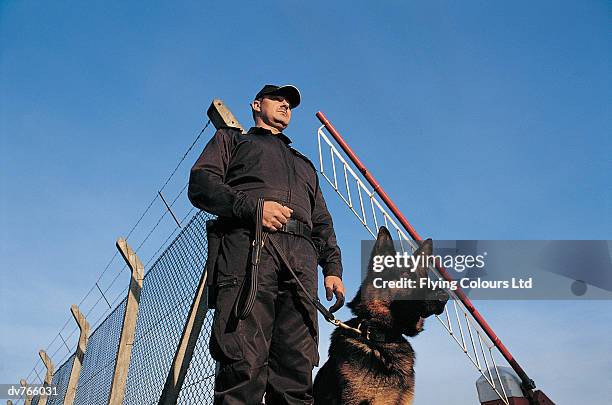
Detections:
18,119,213,384
144,205,196,269
51,200,197,371
135,182,190,253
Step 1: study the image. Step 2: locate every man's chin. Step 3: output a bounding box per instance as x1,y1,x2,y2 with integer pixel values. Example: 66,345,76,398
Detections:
272,120,289,132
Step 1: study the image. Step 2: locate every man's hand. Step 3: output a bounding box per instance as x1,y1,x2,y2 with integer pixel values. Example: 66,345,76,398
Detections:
262,201,293,232
324,275,345,313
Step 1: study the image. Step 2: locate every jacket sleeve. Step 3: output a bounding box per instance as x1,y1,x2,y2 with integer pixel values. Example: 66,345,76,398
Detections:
188,128,257,226
311,181,343,279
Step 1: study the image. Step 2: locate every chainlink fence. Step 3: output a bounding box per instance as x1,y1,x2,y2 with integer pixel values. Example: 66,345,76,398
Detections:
18,210,216,404
122,211,215,405
48,354,75,405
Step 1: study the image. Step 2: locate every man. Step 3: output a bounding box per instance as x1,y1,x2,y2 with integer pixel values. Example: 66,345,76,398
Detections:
188,84,345,404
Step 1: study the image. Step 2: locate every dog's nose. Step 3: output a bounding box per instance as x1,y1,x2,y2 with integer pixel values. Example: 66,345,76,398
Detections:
434,301,447,315
437,289,450,303
433,290,449,315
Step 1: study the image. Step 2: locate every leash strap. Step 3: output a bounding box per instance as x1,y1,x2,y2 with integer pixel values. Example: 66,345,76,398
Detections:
268,239,395,342
234,198,267,320
266,236,337,324
233,199,341,326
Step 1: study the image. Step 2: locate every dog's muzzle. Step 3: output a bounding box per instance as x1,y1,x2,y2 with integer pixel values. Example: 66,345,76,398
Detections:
433,289,449,315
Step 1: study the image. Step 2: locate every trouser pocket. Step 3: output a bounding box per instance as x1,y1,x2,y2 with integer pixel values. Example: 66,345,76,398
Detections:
210,277,244,362
205,219,224,309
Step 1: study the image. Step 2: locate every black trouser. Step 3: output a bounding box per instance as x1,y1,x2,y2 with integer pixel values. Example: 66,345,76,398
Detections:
210,229,319,405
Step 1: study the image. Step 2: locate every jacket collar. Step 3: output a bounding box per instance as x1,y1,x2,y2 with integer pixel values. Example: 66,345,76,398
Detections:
247,126,293,146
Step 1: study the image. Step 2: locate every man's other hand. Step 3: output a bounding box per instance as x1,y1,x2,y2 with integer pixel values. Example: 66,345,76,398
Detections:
324,275,345,313
262,201,293,231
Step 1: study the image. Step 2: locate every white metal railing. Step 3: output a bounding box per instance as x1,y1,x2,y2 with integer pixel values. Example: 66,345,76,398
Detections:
317,125,510,404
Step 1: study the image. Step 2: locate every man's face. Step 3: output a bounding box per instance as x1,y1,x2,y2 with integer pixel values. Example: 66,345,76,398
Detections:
252,95,292,133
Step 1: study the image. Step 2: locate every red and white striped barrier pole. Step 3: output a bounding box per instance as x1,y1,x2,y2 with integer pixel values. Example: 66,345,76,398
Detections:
316,111,538,395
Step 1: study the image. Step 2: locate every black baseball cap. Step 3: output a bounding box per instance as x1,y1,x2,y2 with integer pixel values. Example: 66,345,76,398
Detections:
254,84,301,109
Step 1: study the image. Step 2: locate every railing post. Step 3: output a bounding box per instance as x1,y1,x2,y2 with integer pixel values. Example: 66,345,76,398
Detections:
38,350,54,405
64,304,90,405
108,238,144,405
158,100,242,404
19,379,31,405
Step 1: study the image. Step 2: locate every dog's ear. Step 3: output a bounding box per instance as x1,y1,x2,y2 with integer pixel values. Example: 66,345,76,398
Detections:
365,226,396,274
415,238,433,256
349,227,396,314
413,238,433,278
372,226,396,257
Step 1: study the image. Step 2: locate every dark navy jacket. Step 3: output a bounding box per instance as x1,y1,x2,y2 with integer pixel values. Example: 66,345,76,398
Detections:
188,126,343,278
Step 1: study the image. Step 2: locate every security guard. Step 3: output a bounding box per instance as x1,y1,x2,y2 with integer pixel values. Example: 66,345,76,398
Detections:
188,84,345,404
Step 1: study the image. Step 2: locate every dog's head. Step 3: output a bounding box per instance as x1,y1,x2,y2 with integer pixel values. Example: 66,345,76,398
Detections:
347,226,449,336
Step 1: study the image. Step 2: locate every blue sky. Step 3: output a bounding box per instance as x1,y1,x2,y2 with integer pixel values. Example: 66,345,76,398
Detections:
1,1,611,403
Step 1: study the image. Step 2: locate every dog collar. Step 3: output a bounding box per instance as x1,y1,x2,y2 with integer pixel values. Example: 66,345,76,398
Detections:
357,321,405,344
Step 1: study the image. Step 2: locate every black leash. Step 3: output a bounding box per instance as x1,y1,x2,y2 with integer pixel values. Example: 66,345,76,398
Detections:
233,199,342,323
232,201,401,343
266,235,337,324
252,230,401,342
233,198,267,320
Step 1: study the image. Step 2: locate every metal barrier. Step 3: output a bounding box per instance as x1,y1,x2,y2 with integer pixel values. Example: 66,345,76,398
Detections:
316,121,520,404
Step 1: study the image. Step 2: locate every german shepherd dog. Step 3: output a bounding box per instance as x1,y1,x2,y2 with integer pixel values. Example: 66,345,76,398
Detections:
313,227,449,405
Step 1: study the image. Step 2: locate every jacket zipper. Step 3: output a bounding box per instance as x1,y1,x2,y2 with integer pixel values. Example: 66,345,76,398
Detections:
283,144,294,204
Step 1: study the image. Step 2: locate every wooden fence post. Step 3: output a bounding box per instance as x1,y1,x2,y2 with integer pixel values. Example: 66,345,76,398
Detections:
158,99,244,404
64,304,90,405
206,99,244,132
19,379,31,405
108,238,144,405
37,350,54,405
